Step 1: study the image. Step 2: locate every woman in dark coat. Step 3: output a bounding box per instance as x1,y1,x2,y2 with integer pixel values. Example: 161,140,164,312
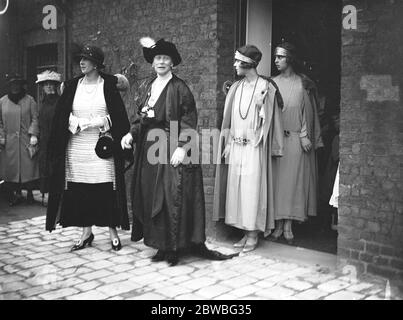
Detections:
46,45,131,252
121,37,234,266
36,70,62,204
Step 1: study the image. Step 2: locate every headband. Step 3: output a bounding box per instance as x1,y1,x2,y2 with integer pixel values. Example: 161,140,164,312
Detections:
275,47,291,57
234,51,256,64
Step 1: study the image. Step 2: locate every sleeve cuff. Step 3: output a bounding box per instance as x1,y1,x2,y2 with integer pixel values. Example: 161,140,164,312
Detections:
68,114,80,134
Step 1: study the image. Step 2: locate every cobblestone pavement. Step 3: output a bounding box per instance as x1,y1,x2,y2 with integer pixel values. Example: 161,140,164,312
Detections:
0,216,400,300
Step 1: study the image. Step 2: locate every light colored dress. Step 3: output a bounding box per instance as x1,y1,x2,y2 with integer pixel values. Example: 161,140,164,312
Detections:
329,164,339,208
273,75,317,221
225,77,267,231
65,77,115,188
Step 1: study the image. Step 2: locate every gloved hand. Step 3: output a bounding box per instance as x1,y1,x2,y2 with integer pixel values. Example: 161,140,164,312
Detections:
30,135,38,146
170,147,186,167
89,116,106,128
77,118,91,131
222,144,231,159
121,132,133,149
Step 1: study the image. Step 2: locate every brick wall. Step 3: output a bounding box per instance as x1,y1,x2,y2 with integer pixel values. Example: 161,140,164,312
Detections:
69,0,221,235
339,0,403,282
0,2,20,97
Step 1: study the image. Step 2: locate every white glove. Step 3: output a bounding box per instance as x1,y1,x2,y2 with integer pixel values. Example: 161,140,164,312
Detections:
170,147,186,167
77,118,91,131
89,116,106,128
222,144,231,158
121,132,133,149
30,136,38,146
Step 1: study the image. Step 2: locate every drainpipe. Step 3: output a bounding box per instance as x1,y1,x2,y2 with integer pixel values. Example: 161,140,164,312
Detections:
62,0,69,79
56,0,71,80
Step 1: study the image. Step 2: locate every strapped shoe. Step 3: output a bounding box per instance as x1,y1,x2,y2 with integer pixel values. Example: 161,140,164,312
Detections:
71,233,94,251
233,235,248,248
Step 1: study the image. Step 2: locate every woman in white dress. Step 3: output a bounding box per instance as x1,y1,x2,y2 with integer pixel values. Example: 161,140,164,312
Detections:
213,45,284,252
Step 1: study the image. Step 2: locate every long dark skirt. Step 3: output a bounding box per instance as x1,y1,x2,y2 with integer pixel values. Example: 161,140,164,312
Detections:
60,182,121,228
133,136,206,252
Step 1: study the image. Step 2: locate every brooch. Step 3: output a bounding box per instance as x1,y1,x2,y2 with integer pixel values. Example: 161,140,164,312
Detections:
233,137,251,145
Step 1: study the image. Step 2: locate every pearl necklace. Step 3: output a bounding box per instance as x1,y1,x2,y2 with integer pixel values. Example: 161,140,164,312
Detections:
82,76,100,95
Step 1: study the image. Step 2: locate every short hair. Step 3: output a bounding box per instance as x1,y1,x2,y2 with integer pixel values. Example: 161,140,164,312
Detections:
238,61,256,69
275,42,299,68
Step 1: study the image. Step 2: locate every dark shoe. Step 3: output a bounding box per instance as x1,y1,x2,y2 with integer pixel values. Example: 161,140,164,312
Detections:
70,233,94,251
151,250,165,262
166,251,179,267
111,238,122,251
193,243,239,260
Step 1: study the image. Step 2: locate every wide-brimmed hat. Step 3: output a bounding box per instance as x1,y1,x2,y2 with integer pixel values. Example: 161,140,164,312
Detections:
6,73,27,84
36,70,62,84
140,37,182,66
76,45,106,69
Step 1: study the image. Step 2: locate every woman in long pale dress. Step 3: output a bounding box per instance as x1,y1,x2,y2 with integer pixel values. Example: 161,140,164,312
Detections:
214,45,284,252
271,42,323,243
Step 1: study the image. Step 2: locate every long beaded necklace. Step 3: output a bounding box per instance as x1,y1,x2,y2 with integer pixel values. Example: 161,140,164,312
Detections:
238,76,259,120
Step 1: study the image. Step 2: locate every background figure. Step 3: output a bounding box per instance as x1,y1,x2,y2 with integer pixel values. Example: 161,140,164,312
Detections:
319,114,339,232
0,73,39,206
122,37,233,266
46,46,131,252
36,70,62,206
213,45,284,253
271,42,323,244
329,163,339,223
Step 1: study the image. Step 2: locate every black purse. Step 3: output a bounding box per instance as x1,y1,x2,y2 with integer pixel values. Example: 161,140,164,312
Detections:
95,117,114,159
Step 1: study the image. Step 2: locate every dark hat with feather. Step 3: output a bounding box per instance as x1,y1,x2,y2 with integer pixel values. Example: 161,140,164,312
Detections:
140,37,182,67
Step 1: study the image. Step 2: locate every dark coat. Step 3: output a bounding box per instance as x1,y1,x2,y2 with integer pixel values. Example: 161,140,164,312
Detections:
45,73,132,231
38,94,59,194
130,74,206,251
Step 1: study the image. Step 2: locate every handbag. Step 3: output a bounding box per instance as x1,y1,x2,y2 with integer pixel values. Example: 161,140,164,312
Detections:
95,117,114,159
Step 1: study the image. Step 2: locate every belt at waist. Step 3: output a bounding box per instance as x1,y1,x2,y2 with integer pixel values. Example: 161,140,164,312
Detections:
284,130,303,137
232,136,252,145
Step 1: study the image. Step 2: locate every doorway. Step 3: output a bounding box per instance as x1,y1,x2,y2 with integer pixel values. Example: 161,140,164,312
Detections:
239,0,342,254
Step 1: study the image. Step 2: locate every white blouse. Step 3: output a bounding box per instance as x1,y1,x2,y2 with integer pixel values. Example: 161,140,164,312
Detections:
141,72,172,117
